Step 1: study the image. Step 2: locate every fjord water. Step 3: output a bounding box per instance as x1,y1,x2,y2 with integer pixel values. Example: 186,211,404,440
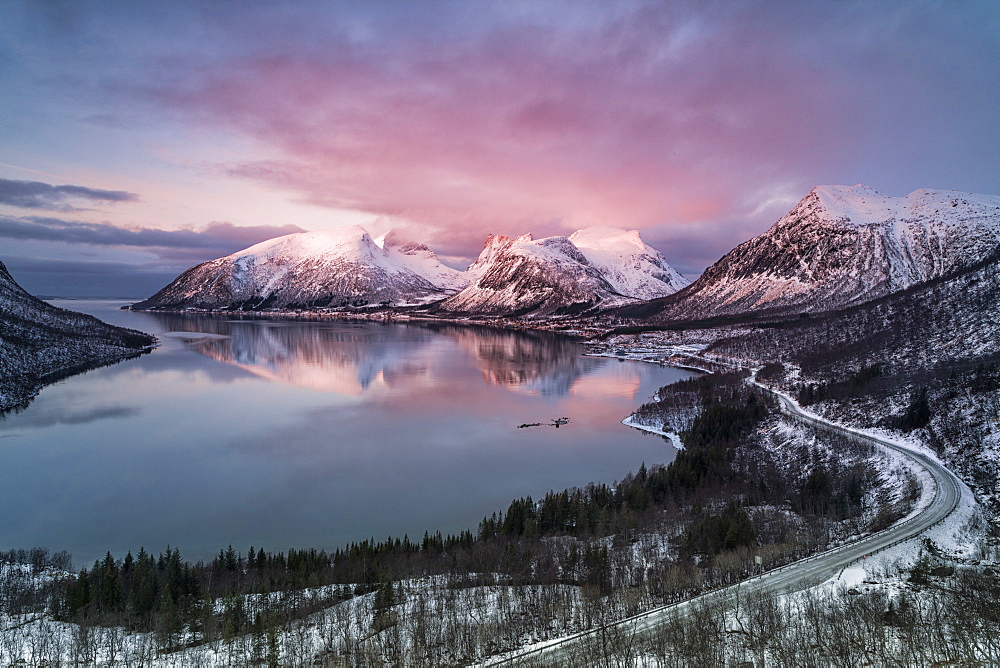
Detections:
0,301,694,565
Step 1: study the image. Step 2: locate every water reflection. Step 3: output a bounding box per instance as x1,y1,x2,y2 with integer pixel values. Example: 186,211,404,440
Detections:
437,325,602,397
145,313,606,399
0,404,139,430
0,303,696,564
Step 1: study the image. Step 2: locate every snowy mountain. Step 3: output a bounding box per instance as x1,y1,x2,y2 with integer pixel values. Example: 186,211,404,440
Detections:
436,228,686,317
568,227,689,300
0,261,154,411
377,229,469,293
627,184,1000,320
707,245,1000,509
435,233,631,316
130,226,468,311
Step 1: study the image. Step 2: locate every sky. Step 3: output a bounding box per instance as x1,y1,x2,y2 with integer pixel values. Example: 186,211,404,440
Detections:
1,0,997,297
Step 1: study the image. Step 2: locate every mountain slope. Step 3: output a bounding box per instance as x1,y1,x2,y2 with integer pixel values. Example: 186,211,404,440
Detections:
378,230,469,293
131,226,467,311
435,234,631,316
623,185,1000,321
711,249,1000,376
707,247,1000,507
568,227,689,300
0,262,154,411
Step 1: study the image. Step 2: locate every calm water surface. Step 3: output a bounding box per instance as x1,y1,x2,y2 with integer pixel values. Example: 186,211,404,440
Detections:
0,301,695,565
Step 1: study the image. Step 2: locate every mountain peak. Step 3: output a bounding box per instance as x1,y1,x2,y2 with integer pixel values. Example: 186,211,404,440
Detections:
637,184,1000,321
569,226,689,300
468,234,521,278
378,229,432,254
810,183,882,198
805,183,893,224
439,232,625,316
794,184,1000,229
441,226,688,315
228,225,376,263
568,226,645,251
132,224,466,311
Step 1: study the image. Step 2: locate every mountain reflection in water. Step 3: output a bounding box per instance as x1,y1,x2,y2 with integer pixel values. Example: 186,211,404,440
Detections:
147,313,607,399
0,303,695,564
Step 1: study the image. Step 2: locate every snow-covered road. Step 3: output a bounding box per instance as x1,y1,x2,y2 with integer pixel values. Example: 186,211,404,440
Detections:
483,384,964,666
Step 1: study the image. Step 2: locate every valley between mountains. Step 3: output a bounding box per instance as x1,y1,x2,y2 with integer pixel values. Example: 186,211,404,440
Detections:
1,183,999,665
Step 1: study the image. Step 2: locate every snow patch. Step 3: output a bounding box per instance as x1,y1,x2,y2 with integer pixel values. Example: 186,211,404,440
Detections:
622,415,684,449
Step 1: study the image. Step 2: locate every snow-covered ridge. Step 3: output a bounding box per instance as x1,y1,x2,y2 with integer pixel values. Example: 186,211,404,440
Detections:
640,184,1000,319
377,229,469,292
133,225,687,316
436,227,687,316
808,184,1000,227
131,226,469,311
569,227,689,300
437,232,626,316
437,228,687,317
0,262,154,411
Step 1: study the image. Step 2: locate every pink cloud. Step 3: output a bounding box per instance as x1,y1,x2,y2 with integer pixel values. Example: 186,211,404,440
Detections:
151,5,862,264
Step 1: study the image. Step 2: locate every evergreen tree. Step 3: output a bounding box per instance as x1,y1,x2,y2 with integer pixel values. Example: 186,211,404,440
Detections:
900,387,931,431
373,576,395,617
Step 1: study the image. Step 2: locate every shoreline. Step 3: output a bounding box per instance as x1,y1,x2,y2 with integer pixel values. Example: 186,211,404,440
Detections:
620,415,684,450
121,302,610,339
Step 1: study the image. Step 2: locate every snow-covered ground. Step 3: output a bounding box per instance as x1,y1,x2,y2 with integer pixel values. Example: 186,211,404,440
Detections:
4,282,994,664
621,415,683,450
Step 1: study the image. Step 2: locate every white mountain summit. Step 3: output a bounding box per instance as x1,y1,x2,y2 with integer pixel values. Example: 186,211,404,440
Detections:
568,227,690,300
131,226,468,311
630,184,1000,320
437,233,627,316
131,224,687,316
437,228,687,316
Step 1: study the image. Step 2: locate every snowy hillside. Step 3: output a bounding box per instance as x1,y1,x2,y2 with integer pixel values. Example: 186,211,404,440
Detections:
0,262,154,411
131,224,687,317
377,229,469,292
436,233,631,316
130,226,468,311
568,227,689,300
627,184,1000,320
437,228,686,317
709,247,1000,495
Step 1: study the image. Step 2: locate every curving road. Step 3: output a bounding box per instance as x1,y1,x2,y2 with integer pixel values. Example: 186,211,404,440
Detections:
483,384,963,666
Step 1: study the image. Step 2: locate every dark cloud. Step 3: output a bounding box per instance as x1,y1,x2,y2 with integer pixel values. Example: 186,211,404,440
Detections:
0,216,307,297
0,178,139,211
0,214,304,252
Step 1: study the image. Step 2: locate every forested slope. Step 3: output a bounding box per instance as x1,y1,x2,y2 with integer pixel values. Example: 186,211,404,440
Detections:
0,261,155,411
708,251,1000,508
